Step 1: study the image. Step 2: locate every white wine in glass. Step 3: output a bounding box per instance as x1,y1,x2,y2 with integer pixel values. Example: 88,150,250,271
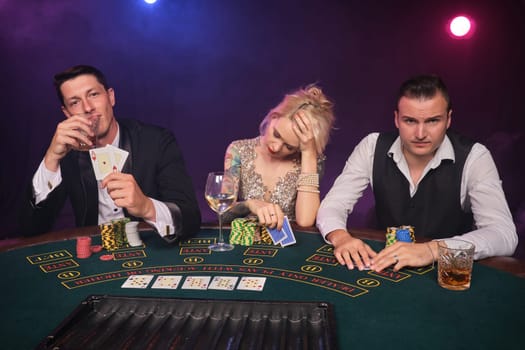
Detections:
205,172,238,251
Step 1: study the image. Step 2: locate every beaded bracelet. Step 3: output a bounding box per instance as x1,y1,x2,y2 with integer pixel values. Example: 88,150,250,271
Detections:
297,173,319,187
297,187,320,193
297,187,320,194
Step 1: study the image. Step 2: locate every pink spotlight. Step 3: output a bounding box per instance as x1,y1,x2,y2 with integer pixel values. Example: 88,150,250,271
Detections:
447,15,475,39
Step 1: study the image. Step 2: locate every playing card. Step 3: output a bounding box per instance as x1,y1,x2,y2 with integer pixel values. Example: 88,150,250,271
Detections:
267,226,286,244
181,276,211,290
151,275,182,289
90,147,117,180
237,276,266,291
208,276,238,291
280,216,297,247
121,274,154,289
105,144,129,171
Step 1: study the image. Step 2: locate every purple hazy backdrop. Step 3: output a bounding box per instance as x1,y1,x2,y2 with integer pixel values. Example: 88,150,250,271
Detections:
1,0,524,257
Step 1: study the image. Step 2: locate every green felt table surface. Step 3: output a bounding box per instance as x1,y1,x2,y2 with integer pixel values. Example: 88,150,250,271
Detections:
1,229,524,349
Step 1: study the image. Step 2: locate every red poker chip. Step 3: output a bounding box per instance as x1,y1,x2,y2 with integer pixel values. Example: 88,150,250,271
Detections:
90,245,103,253
99,254,114,261
76,237,92,245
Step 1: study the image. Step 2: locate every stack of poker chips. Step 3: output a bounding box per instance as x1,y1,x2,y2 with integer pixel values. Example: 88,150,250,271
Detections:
76,236,92,259
385,225,416,247
125,221,143,247
99,218,130,251
230,218,273,246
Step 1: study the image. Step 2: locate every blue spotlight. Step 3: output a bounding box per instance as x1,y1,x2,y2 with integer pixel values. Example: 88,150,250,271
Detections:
144,0,157,4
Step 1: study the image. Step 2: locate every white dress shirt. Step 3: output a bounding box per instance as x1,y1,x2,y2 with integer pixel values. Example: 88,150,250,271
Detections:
32,125,175,237
317,132,518,259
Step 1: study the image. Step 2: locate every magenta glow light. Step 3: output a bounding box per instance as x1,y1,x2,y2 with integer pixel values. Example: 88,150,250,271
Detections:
448,15,475,39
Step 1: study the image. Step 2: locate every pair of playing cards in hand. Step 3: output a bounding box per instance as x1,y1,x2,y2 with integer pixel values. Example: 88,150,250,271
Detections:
89,145,129,180
121,275,266,291
267,216,296,247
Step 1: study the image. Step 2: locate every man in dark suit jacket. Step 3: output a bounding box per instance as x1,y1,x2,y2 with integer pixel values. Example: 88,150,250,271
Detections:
19,65,201,242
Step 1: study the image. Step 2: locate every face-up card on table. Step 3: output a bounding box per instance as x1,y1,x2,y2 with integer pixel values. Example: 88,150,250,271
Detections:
237,276,266,291
181,276,211,290
121,274,154,289
280,216,297,247
151,275,182,289
208,276,238,291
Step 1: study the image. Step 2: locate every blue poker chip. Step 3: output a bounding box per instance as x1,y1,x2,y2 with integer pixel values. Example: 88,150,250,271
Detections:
396,229,412,242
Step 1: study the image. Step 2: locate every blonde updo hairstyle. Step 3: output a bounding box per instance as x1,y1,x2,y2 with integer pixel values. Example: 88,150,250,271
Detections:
259,84,335,155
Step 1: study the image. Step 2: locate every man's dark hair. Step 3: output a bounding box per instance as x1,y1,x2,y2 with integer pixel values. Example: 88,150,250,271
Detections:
397,74,451,112
53,65,109,105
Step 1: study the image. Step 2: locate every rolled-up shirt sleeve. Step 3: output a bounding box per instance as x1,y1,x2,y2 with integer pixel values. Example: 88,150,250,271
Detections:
452,144,518,259
317,133,378,242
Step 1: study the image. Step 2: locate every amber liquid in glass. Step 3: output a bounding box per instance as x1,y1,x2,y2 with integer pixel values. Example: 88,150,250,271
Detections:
438,266,471,290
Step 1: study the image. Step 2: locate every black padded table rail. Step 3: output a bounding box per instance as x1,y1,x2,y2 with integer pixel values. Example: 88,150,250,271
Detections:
37,295,337,350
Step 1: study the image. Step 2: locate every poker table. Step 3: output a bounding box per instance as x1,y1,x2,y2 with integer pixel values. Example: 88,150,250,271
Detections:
1,224,524,349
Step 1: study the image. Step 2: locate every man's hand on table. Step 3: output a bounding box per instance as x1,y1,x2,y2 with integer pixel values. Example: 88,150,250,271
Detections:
371,241,437,272
328,229,377,271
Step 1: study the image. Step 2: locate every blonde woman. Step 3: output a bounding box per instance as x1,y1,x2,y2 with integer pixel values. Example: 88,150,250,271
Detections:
224,84,335,229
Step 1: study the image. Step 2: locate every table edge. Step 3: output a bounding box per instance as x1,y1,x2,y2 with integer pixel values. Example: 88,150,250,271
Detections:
2,223,524,278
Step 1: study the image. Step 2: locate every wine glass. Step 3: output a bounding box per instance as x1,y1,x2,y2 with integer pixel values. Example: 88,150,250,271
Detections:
205,171,238,251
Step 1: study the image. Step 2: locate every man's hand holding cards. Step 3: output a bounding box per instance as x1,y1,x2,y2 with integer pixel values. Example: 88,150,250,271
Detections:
91,145,155,220
89,144,128,180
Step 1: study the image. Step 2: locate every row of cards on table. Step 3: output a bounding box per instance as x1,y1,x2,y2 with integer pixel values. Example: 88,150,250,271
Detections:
122,275,266,291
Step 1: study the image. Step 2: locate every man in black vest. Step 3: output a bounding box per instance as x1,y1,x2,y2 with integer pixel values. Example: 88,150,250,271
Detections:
19,65,201,242
316,74,517,272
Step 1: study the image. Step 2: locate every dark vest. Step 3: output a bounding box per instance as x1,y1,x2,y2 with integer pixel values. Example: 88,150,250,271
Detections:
372,131,474,238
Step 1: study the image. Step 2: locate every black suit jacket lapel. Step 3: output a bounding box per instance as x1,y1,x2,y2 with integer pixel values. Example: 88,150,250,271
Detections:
119,121,133,174
77,151,99,226
118,120,135,219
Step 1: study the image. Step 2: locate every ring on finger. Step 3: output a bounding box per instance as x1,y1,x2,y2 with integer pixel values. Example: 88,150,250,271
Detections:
270,213,275,217
393,254,399,264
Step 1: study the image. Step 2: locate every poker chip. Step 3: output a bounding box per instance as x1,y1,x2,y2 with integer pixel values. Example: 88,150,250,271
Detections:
260,226,273,245
385,228,397,247
99,254,114,261
76,236,92,259
399,225,416,242
230,218,272,246
396,229,412,242
385,225,415,247
99,218,131,251
90,245,103,253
